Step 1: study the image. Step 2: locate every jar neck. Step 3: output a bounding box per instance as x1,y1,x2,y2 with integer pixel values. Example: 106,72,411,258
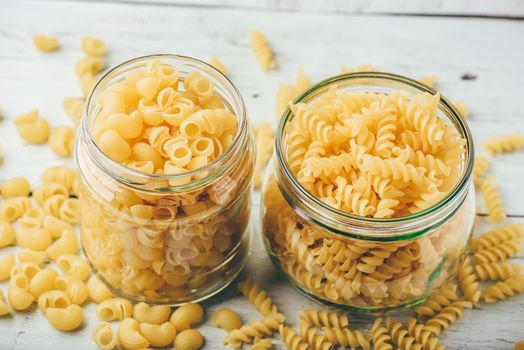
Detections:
77,54,250,194
273,72,475,241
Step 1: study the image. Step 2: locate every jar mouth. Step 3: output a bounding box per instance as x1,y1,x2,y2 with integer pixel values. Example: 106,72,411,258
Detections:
80,54,248,192
275,71,474,228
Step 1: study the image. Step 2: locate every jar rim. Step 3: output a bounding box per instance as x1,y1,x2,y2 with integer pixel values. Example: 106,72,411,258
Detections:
274,71,474,233
79,54,248,191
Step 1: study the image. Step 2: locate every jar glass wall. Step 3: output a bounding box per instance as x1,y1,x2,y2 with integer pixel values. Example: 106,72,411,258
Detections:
76,55,254,305
260,72,475,313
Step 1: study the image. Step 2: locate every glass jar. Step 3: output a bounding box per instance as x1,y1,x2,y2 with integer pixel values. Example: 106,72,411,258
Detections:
261,72,475,312
76,55,254,305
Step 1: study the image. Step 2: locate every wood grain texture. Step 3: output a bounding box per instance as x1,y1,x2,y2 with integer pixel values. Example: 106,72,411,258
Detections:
61,0,524,17
0,1,523,349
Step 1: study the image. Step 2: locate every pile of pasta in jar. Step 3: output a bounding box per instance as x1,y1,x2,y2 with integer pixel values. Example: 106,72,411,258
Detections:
76,55,254,304
261,73,475,312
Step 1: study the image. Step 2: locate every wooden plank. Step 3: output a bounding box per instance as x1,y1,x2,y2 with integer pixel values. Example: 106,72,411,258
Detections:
61,0,524,18
0,1,523,349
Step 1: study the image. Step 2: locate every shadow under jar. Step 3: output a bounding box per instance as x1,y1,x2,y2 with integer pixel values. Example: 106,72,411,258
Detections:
261,72,475,313
76,55,254,305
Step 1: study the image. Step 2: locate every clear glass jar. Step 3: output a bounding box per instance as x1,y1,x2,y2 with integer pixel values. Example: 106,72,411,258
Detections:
261,72,475,313
76,55,254,305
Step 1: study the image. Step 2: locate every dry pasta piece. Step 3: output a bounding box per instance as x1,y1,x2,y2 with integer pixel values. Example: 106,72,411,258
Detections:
484,133,524,154
323,326,370,350
92,322,117,350
385,317,421,350
475,262,523,281
7,273,35,311
174,329,204,350
46,228,78,259
138,321,177,347
279,325,308,350
514,341,524,350
250,338,272,350
87,275,113,303
371,318,393,350
18,207,45,232
97,298,133,321
471,224,524,251
41,166,78,191
76,56,105,77
17,249,46,265
208,57,228,75
480,177,506,223
57,254,90,280
250,30,276,71
481,275,524,303
37,290,71,311
275,69,311,119
212,307,242,332
406,318,444,350
55,275,89,305
454,101,470,118
419,75,437,88
253,122,274,189
474,238,521,264
299,320,334,350
225,313,284,347
299,309,349,328
415,284,458,317
29,267,58,298
59,198,81,224
13,109,50,144
118,318,150,349
423,300,472,336
16,227,52,251
79,73,97,97
1,176,31,198
32,34,59,52
458,256,481,304
46,304,84,331
34,182,69,207
0,289,10,316
238,278,279,316
133,302,171,324
63,97,84,122
49,126,75,157
0,221,15,247
0,254,16,281
170,303,204,330
472,155,489,184
81,36,108,56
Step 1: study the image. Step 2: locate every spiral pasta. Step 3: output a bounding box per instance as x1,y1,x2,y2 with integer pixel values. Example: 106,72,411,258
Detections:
250,31,276,71
224,313,284,348
406,318,445,350
471,224,524,251
371,318,393,350
385,317,422,350
423,300,472,336
299,309,349,329
484,133,524,154
299,321,334,350
250,338,272,350
474,238,521,264
323,326,370,350
238,279,279,316
481,275,524,303
475,262,523,281
415,284,459,318
279,325,309,350
458,257,480,304
480,177,506,223
472,155,489,184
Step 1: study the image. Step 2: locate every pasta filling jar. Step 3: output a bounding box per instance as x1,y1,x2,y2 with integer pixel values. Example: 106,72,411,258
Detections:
76,55,254,304
261,72,475,312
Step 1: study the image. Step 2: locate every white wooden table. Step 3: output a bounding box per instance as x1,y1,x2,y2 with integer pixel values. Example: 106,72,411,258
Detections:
1,1,523,349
